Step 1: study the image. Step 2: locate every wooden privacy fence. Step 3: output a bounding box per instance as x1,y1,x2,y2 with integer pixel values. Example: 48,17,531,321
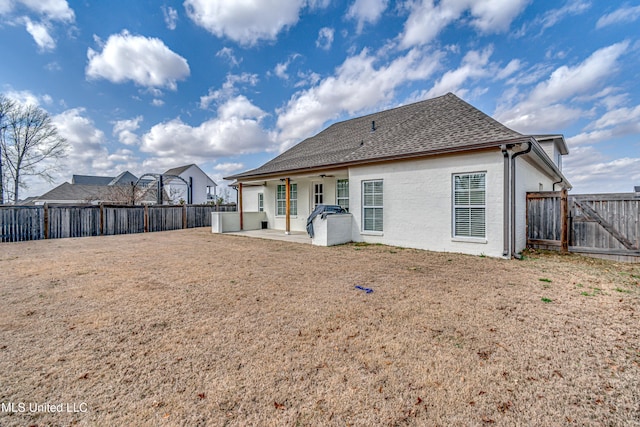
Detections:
527,191,640,262
0,203,236,242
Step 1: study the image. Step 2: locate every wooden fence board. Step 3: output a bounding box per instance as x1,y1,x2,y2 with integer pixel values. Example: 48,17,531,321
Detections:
48,206,101,239
527,192,640,262
0,203,236,242
0,206,44,242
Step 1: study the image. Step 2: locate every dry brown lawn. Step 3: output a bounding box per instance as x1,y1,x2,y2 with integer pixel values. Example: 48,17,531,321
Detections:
0,228,639,426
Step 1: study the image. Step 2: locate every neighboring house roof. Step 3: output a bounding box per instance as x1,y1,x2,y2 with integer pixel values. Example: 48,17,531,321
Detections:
164,164,194,177
109,171,139,186
36,182,157,203
72,174,114,185
17,197,38,205
38,183,113,201
164,164,217,187
226,93,546,181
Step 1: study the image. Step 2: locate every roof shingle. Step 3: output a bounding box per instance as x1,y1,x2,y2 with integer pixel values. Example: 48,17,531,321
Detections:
227,93,526,180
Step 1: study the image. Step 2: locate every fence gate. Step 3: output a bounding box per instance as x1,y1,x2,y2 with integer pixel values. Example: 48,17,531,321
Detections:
527,191,640,263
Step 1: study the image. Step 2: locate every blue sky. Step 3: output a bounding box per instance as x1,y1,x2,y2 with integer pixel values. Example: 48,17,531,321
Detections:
1,0,639,199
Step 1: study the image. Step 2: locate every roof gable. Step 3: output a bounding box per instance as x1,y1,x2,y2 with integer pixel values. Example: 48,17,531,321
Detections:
228,93,525,180
109,171,139,186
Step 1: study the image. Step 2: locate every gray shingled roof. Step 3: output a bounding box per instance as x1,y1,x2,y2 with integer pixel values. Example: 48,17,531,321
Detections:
38,183,116,201
37,182,157,203
109,171,139,186
227,93,528,180
72,174,114,185
164,164,195,177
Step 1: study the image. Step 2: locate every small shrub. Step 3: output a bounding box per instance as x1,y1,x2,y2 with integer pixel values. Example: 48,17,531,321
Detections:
541,297,553,303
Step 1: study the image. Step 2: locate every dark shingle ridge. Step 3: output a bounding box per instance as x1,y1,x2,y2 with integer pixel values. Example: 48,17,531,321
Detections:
164,164,195,177
228,93,524,180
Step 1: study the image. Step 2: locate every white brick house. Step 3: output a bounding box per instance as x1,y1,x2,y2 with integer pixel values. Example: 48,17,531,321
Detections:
225,93,571,258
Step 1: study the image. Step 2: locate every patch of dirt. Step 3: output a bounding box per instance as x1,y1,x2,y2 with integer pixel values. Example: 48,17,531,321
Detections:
0,229,639,426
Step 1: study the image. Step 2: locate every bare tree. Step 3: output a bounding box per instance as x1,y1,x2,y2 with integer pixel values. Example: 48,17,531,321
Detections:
0,102,68,203
0,95,15,204
81,183,158,205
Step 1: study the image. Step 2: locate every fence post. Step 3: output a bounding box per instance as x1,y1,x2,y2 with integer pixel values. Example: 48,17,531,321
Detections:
182,205,187,229
144,205,149,233
43,204,49,239
560,189,568,253
99,203,104,236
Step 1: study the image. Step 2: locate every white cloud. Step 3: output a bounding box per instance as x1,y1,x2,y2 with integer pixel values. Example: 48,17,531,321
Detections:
86,30,190,90
3,89,50,106
200,72,259,109
1,0,75,52
596,5,640,29
23,17,55,50
347,0,388,33
162,6,178,30
590,105,640,130
0,0,13,14
494,41,630,133
307,0,330,8
3,0,75,22
113,116,143,146
496,59,521,80
151,99,165,107
141,96,271,162
423,46,494,99
563,146,640,193
275,47,441,150
294,70,321,87
274,54,300,80
52,108,115,176
568,104,640,146
399,0,529,49
213,162,245,175
467,0,531,33
184,0,304,46
216,47,241,67
316,27,334,50
538,0,590,33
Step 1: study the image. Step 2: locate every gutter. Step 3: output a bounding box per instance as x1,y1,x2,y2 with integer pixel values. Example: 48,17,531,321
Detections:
510,141,532,259
500,144,512,257
529,142,572,190
552,178,564,191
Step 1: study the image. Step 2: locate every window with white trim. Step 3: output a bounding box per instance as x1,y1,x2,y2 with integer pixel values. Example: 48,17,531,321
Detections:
276,183,297,216
336,179,349,212
453,173,486,238
258,193,264,212
362,180,383,232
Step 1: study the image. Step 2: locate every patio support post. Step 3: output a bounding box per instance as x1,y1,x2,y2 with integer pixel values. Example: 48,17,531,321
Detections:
239,182,243,230
285,177,290,235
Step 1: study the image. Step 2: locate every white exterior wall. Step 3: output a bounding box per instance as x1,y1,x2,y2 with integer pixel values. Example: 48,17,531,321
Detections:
348,151,506,257
241,185,263,212
243,175,346,232
514,156,557,254
538,141,563,170
166,165,216,204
